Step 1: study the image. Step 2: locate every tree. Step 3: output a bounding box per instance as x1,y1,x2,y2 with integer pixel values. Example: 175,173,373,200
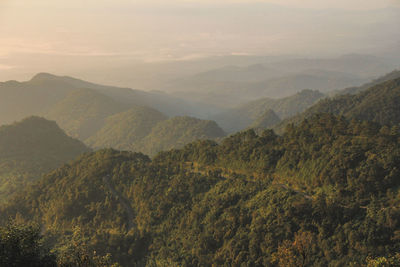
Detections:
0,223,56,267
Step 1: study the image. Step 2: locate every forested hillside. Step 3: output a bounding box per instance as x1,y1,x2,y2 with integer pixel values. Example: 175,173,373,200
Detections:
249,109,281,130
214,89,324,133
0,74,227,155
2,114,399,266
45,88,131,140
86,106,168,150
0,117,89,201
2,1,400,265
133,116,226,156
275,77,400,133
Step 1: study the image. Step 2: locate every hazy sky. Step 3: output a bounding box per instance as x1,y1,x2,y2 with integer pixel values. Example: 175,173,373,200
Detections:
0,0,399,81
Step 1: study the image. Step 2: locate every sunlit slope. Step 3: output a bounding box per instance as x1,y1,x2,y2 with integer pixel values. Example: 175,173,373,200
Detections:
133,116,226,156
2,114,399,265
276,76,400,133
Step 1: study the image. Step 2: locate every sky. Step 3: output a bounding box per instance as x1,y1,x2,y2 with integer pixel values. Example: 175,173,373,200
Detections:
0,0,399,82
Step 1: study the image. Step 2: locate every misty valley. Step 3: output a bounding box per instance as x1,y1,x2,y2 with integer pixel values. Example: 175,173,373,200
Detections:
0,62,399,266
1,1,400,266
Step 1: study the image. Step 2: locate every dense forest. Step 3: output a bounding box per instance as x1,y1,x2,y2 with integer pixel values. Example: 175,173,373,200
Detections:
275,76,400,133
1,112,399,266
0,117,89,202
0,72,399,266
2,0,400,265
88,115,225,156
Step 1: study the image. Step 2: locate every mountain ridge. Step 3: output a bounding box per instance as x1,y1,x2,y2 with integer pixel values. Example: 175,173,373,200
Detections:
0,116,89,201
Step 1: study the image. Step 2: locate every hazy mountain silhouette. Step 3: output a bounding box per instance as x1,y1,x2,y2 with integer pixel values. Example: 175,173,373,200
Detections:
0,116,89,201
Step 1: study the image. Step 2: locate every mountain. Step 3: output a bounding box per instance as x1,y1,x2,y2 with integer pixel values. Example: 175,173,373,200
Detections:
275,76,400,133
169,68,364,108
31,73,219,118
0,76,73,126
245,69,365,97
213,89,324,133
0,74,229,155
334,69,400,95
177,64,282,82
271,54,395,78
165,53,394,108
45,88,132,140
83,109,225,156
2,114,399,266
250,109,281,130
133,116,226,156
86,106,168,150
0,73,210,128
0,116,89,201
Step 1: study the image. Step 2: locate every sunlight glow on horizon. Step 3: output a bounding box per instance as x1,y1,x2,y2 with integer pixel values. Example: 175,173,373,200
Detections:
0,0,399,82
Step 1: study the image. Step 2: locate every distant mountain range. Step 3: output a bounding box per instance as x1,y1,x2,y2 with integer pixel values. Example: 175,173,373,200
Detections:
333,69,400,96
165,54,396,108
213,89,325,133
0,73,226,155
1,68,398,156
169,68,364,107
0,72,210,122
1,66,400,266
214,69,400,134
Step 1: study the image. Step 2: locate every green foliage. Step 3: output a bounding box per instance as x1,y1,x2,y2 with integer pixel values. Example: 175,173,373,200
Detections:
0,116,89,202
0,222,56,266
250,109,281,130
276,77,400,133
133,116,226,156
86,107,167,150
1,113,399,266
366,253,400,267
0,73,227,156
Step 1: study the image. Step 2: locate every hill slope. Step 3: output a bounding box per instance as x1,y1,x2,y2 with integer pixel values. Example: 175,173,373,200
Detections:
276,77,400,133
45,88,131,140
0,77,73,125
0,116,89,201
170,69,362,108
86,106,168,150
133,116,226,156
213,89,324,133
31,73,206,117
250,109,281,130
0,73,228,155
335,69,400,95
1,114,399,266
0,73,210,128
